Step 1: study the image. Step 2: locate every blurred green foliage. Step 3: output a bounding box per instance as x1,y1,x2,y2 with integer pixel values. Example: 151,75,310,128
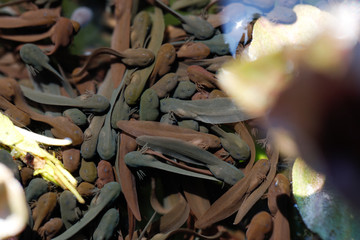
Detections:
62,0,110,55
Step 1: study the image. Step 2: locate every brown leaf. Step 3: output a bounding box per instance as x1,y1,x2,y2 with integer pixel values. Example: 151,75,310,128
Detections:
111,0,131,88
0,7,60,28
115,132,141,221
234,148,279,224
148,193,190,237
182,178,211,220
234,122,256,175
195,158,271,229
150,177,170,215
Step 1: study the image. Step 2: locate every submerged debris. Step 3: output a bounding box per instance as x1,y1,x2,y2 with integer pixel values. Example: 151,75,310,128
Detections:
1,0,357,239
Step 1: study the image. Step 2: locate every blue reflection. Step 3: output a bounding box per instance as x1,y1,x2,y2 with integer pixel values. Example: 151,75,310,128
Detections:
219,0,349,56
221,3,260,56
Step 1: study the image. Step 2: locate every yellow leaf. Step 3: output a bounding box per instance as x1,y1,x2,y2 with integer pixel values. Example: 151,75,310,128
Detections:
0,112,85,203
0,113,24,146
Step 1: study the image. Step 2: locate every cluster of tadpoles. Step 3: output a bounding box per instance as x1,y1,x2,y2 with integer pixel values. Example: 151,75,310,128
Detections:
0,0,294,239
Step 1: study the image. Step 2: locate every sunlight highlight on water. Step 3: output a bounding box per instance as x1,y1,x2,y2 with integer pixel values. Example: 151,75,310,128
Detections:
220,0,359,56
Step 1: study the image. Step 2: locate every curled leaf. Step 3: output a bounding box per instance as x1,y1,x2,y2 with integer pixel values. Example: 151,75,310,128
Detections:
148,193,190,238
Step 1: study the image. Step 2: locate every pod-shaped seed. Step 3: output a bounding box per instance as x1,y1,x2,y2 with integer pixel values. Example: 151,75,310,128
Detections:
92,208,120,240
172,80,196,99
25,178,48,202
79,159,97,183
246,211,273,240
177,42,210,59
151,73,179,98
139,88,159,121
32,192,57,231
